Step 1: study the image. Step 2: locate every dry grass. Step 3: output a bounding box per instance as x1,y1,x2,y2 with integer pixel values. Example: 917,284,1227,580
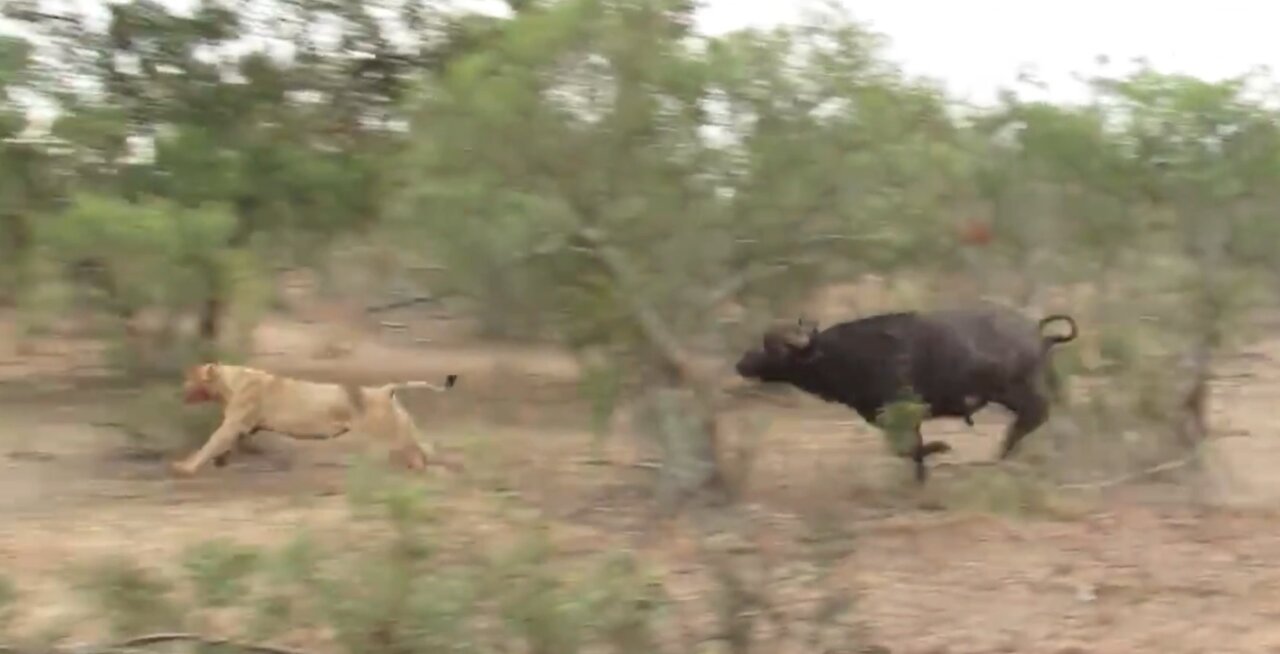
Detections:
2,280,1280,652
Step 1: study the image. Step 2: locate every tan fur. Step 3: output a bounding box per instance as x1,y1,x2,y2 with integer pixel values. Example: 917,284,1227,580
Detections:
173,363,458,477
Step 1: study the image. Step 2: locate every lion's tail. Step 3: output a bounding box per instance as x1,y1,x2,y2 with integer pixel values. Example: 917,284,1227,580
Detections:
381,374,459,395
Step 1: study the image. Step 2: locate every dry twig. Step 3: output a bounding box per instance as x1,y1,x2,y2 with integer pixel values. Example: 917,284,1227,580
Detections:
19,632,317,654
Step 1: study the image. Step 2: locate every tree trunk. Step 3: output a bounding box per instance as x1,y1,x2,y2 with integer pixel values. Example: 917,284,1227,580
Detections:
634,384,729,513
575,228,730,511
198,293,222,352
0,212,31,304
190,253,227,362
1173,341,1211,448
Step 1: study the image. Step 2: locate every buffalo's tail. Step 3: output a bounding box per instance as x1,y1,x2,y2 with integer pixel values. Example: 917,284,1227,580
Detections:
1038,314,1078,352
1037,314,1077,403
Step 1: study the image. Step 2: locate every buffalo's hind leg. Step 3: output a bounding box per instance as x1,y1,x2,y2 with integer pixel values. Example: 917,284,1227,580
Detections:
994,385,1049,460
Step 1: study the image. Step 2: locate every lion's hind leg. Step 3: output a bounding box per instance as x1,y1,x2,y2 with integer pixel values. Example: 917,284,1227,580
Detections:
387,401,436,473
353,390,436,473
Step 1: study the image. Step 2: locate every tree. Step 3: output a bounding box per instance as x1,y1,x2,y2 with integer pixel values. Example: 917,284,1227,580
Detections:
393,0,968,507
4,0,447,353
35,193,246,372
0,35,66,299
1087,68,1278,448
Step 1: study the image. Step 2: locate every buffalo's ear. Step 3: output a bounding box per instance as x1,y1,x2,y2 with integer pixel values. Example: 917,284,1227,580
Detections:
784,333,820,362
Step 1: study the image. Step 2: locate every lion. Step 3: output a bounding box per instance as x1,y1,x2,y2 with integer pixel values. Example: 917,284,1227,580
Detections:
172,362,459,476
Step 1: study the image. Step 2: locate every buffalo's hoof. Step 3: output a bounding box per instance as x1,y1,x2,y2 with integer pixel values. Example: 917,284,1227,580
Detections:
913,465,929,484
921,441,953,457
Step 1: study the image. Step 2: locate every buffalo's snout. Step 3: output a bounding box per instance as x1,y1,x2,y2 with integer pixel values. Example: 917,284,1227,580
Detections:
735,351,763,379
735,347,780,381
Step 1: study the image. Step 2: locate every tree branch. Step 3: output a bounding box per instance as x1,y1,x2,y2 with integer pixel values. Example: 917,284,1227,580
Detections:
1055,451,1203,491
3,632,314,654
364,294,438,314
572,227,707,388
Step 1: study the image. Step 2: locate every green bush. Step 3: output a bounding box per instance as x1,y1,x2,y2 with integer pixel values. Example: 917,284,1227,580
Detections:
33,194,259,377
182,539,262,608
0,573,16,636
108,384,224,457
29,470,668,653
69,555,182,638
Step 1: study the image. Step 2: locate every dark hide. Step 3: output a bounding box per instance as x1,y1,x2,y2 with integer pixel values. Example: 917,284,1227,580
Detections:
734,306,1078,482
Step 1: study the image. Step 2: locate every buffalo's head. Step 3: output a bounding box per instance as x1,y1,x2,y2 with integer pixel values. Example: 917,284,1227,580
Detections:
735,318,820,382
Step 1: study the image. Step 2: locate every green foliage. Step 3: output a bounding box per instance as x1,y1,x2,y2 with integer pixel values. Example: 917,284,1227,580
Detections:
182,539,262,608
244,532,322,642
489,527,587,654
874,396,929,458
0,573,16,635
31,193,255,372
15,470,672,651
70,555,181,637
932,468,1058,518
39,194,237,308
576,551,666,653
578,354,626,447
110,383,224,456
1,0,1278,503
395,0,955,351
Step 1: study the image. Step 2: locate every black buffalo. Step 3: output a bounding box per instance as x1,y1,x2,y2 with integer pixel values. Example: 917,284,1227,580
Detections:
734,306,1078,481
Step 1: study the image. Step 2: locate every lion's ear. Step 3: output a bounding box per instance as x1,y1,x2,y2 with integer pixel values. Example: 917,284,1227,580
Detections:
199,363,218,383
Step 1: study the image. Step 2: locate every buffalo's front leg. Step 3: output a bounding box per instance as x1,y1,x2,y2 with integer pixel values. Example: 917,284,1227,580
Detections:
912,436,954,483
889,426,952,484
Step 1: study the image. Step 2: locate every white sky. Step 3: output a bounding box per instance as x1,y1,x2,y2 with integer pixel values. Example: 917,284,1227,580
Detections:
699,0,1280,105
5,0,1278,109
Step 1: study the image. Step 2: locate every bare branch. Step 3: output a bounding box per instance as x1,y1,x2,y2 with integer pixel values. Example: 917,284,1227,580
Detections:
701,263,791,310
1055,452,1202,491
573,227,707,388
365,294,438,314
53,632,314,654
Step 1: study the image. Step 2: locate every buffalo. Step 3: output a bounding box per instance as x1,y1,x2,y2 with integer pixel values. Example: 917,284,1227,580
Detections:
734,306,1078,482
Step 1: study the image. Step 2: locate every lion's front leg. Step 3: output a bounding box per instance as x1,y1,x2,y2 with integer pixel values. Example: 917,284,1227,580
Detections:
212,429,267,468
172,415,252,476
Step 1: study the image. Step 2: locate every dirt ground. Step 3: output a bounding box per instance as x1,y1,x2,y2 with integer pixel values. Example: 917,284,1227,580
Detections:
3,296,1280,654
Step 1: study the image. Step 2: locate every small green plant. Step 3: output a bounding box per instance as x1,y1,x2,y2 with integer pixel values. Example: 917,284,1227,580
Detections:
70,555,181,637
578,356,626,458
875,395,930,458
245,532,321,641
578,551,666,654
30,454,670,654
181,538,261,608
0,573,17,636
110,384,223,457
490,527,587,654
933,467,1058,518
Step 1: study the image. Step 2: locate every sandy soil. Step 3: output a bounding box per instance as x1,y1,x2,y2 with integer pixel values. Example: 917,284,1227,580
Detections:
2,299,1280,654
